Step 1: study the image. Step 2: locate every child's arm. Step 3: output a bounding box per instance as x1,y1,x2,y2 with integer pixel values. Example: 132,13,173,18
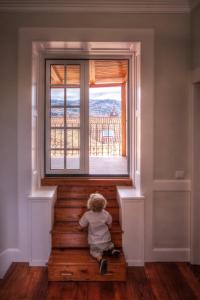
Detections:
107,223,112,230
106,212,113,229
78,224,86,231
78,213,89,231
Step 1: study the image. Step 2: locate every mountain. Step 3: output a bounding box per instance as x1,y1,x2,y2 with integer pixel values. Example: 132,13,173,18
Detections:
51,99,121,117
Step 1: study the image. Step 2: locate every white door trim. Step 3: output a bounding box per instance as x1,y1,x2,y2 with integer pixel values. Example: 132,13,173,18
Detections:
18,28,154,261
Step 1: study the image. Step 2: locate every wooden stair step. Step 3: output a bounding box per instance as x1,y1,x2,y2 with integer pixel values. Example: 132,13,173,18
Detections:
52,222,122,248
55,198,118,208
55,207,119,222
53,221,122,233
42,177,132,186
48,249,127,281
57,187,117,200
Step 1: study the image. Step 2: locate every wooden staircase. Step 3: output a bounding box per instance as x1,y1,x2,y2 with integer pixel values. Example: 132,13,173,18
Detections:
42,177,132,281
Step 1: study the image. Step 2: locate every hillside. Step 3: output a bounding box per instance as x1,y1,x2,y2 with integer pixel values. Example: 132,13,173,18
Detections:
51,99,121,117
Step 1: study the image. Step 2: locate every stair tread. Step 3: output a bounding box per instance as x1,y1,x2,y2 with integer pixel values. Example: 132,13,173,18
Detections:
55,199,118,208
48,249,126,265
47,179,128,282
52,221,122,233
42,177,132,186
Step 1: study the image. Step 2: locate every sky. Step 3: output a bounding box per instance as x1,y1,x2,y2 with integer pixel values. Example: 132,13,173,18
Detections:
51,86,121,101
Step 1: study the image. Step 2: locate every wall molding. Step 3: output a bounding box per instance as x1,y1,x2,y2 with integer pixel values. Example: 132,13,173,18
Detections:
0,248,21,278
28,187,57,266
153,179,191,191
191,67,200,83
0,1,191,13
152,248,190,262
127,259,144,267
18,26,154,263
29,259,48,267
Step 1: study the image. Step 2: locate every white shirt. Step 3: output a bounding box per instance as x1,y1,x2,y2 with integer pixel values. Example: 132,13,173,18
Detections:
79,209,112,245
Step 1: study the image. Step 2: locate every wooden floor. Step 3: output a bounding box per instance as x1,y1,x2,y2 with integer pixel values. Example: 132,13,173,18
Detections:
0,263,200,299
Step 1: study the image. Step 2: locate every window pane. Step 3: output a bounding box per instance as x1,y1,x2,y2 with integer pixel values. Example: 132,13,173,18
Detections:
66,129,80,149
66,108,80,127
51,150,64,169
51,88,64,106
51,129,64,148
66,65,80,85
66,88,80,106
51,108,64,127
66,150,80,169
51,65,64,85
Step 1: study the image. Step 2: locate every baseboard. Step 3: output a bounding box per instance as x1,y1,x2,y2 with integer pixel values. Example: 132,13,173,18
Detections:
152,248,190,261
126,259,144,266
0,248,21,278
29,259,47,267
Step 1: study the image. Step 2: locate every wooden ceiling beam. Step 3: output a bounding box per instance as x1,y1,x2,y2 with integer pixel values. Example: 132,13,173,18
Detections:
51,65,63,84
89,82,122,88
89,60,96,85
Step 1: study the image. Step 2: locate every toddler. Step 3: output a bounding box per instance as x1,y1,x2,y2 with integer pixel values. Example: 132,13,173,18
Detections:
79,192,120,274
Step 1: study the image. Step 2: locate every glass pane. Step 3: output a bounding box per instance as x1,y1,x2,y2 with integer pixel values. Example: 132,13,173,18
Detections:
66,108,80,127
51,65,64,85
66,88,80,106
51,129,64,148
66,65,80,85
66,129,80,149
51,108,64,127
51,88,64,106
66,150,80,169
51,150,64,169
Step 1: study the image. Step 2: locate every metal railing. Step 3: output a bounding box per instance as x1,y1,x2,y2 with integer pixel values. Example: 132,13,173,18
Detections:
51,116,121,156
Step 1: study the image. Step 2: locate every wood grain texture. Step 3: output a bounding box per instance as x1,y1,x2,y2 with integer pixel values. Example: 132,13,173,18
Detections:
41,177,132,187
57,185,118,200
48,178,126,282
52,221,122,248
48,249,127,281
55,198,118,208
1,263,200,300
55,206,119,222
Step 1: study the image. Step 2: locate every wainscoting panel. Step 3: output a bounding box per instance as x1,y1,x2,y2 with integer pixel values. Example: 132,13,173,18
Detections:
152,190,190,260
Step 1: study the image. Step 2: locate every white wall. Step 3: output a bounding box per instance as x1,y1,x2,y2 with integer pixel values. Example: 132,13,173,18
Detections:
191,4,200,69
0,26,18,252
0,11,191,262
191,4,200,264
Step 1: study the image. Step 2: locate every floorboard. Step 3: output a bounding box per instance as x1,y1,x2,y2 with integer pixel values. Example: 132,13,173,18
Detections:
0,263,200,300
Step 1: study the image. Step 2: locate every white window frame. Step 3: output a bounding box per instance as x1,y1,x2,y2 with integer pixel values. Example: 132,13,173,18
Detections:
45,59,89,174
45,54,133,176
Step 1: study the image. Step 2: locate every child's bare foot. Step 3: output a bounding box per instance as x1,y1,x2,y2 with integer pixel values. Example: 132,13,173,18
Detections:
99,259,107,274
104,248,121,258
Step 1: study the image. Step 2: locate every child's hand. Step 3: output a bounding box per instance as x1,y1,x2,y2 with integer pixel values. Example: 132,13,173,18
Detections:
78,225,84,231
78,224,87,231
107,223,112,230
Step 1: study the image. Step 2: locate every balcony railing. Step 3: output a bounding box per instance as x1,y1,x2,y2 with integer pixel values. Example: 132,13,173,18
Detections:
51,116,121,157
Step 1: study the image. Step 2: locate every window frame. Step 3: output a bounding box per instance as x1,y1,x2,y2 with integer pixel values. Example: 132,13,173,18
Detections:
45,56,132,176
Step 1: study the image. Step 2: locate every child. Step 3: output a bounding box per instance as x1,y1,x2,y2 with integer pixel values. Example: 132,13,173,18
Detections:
79,192,120,274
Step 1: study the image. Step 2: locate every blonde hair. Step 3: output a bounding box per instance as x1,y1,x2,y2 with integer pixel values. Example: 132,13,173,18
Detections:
87,193,107,212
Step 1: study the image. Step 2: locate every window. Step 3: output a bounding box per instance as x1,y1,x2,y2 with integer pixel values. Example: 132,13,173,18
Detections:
45,59,129,175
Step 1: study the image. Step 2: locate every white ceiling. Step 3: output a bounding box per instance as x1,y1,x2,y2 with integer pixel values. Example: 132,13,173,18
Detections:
0,0,199,13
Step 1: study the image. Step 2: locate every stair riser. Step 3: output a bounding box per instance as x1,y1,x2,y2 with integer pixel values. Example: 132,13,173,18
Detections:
55,199,118,208
55,207,119,222
46,178,128,282
52,233,122,248
58,186,117,200
48,264,126,281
